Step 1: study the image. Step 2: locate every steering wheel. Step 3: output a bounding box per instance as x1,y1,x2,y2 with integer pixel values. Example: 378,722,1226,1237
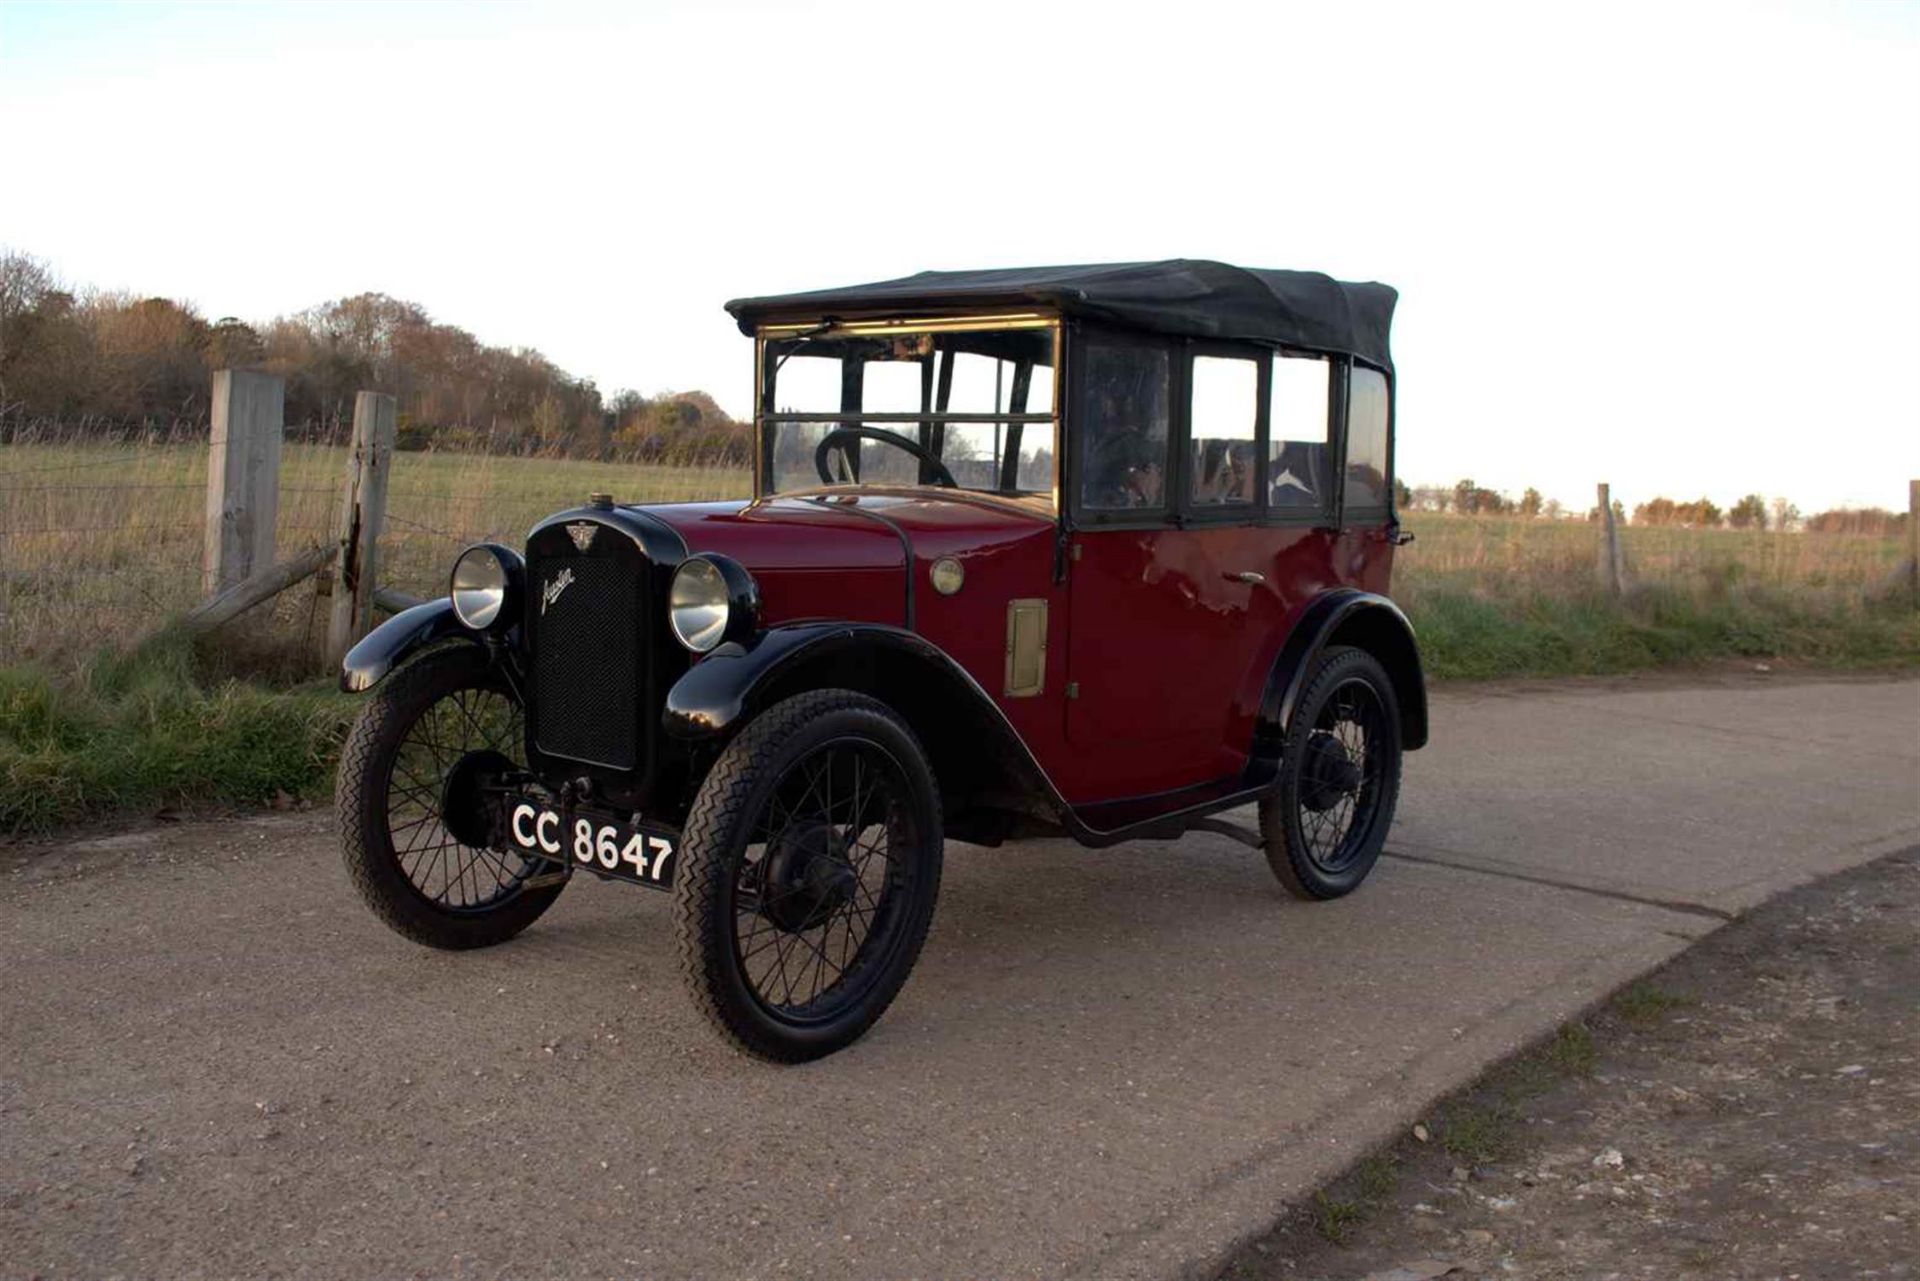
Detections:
814,426,959,489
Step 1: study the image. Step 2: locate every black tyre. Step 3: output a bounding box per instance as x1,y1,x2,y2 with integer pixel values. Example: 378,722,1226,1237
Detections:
338,645,565,949
1258,645,1403,901
672,689,943,1062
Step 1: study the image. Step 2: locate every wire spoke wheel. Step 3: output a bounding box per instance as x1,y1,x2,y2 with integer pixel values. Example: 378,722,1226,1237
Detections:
674,689,943,1062
730,738,914,1021
340,646,567,950
1260,646,1404,901
385,684,535,912
1293,680,1388,873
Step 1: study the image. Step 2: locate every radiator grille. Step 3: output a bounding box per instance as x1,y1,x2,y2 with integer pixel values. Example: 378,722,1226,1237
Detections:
532,555,640,769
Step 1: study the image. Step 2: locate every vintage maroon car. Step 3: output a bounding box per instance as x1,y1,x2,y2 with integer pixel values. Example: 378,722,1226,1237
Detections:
337,261,1426,1061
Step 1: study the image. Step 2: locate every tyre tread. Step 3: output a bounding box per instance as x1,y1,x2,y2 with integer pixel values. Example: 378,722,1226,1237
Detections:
671,688,942,1062
1258,645,1403,901
338,646,562,950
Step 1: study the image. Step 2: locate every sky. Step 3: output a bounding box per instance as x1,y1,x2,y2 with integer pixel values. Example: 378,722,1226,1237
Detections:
2,0,1916,514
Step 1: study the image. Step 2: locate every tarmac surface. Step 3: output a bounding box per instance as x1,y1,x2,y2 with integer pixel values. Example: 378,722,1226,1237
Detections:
3,672,1917,1279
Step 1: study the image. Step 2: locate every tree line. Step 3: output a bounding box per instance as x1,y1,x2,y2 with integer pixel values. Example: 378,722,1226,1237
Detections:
2,249,1911,531
1396,478,1906,536
0,250,749,464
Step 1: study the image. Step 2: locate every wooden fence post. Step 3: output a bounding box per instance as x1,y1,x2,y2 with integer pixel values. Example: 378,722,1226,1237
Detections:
1908,479,1919,606
204,369,284,594
1596,482,1626,598
325,392,398,665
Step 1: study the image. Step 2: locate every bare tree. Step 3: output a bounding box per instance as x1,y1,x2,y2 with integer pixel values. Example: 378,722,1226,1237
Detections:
0,249,57,413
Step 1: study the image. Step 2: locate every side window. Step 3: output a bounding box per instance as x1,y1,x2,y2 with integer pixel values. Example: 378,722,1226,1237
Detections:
1079,339,1171,511
1268,354,1330,512
1187,355,1258,507
1343,365,1391,511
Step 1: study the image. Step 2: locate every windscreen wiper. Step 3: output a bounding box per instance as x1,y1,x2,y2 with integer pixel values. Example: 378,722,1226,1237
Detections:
770,318,839,379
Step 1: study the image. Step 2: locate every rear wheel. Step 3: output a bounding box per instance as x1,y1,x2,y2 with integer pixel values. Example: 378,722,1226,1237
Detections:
338,645,565,949
672,689,943,1062
1259,645,1403,900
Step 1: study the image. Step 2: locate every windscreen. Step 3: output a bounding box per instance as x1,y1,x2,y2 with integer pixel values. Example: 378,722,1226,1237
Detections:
761,325,1057,498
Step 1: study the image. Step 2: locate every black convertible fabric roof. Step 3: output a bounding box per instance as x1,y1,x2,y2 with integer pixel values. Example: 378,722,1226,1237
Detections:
726,259,1397,370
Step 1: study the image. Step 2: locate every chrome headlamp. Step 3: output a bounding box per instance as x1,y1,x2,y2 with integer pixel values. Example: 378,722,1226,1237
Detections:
668,553,759,654
449,543,524,633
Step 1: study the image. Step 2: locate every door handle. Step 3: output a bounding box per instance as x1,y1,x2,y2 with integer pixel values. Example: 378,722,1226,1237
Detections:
1224,570,1266,585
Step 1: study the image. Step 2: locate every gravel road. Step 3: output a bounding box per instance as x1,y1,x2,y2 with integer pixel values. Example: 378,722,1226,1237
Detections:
3,673,1916,1279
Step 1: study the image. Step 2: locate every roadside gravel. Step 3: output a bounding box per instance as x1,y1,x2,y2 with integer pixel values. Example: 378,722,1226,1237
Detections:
1219,847,1920,1281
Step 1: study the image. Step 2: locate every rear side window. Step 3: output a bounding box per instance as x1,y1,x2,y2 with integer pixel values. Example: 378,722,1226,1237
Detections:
1080,340,1171,511
1188,355,1258,507
1269,354,1330,512
1343,366,1391,511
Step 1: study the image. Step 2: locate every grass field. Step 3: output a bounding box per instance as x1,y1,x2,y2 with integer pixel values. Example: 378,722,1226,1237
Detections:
2,435,1915,833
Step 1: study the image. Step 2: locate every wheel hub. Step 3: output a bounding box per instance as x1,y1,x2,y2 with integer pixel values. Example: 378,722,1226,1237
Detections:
760,819,857,933
1298,730,1361,812
440,749,517,848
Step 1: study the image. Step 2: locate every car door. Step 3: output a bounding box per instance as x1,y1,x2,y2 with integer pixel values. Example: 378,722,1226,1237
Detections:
1063,336,1279,799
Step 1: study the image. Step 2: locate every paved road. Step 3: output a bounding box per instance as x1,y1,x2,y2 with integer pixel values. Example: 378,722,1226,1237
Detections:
4,674,1917,1279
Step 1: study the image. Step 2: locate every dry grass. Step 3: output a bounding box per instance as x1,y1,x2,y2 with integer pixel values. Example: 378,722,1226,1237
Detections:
1395,512,1917,678
1,428,1913,675
1399,512,1905,604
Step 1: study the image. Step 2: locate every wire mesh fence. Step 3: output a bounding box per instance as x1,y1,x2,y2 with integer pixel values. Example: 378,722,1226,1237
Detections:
0,419,351,667
0,417,752,668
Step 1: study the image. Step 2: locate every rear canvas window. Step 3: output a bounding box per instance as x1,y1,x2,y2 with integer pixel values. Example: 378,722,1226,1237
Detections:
1269,355,1331,512
1343,365,1391,510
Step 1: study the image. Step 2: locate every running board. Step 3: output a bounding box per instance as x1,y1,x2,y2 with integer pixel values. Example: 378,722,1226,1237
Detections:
1186,817,1263,850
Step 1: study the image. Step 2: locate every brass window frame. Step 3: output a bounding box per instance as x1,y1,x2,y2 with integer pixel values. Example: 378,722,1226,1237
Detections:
753,314,1063,508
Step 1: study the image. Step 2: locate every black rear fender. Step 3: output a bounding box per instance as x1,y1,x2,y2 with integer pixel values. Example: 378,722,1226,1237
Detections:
1256,591,1428,754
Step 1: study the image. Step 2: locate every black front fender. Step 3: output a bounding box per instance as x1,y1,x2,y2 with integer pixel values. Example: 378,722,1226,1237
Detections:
663,623,939,739
340,598,477,692
662,621,1080,836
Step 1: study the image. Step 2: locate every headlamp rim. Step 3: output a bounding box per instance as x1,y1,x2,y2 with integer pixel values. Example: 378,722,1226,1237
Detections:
668,553,760,654
448,542,525,634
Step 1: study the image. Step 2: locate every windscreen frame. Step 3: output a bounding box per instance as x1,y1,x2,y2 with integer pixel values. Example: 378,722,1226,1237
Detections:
754,314,1063,506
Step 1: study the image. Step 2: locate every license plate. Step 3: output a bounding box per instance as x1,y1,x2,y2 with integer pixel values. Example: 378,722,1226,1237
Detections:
505,800,677,889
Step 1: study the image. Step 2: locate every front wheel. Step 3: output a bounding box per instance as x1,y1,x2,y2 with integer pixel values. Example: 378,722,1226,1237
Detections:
1258,645,1404,900
672,690,943,1062
338,645,565,949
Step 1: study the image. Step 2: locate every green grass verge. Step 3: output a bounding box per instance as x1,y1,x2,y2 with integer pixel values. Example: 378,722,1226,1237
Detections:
0,637,356,836
1405,584,1920,680
2,585,1915,838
